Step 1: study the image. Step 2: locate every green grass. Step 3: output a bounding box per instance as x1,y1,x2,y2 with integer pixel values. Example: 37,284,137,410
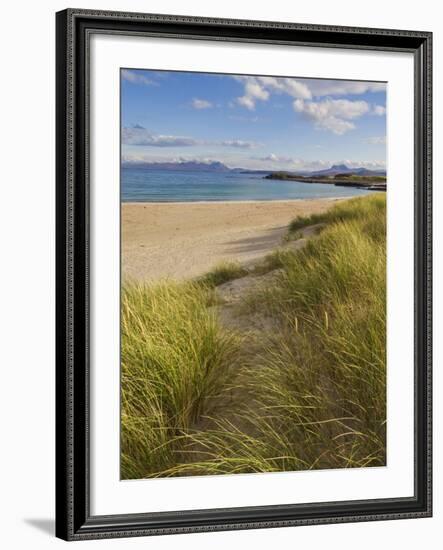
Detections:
334,174,386,182
122,194,387,478
251,248,292,275
289,193,386,232
121,281,241,479
197,261,249,287
247,196,386,469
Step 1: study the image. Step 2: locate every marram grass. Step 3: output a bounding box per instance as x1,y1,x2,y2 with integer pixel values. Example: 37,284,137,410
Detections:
121,194,386,479
197,260,249,287
121,281,241,479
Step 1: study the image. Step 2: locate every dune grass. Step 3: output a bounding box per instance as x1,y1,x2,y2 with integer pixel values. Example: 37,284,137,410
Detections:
121,281,241,479
121,194,386,478
289,193,385,233
243,196,386,469
197,261,249,287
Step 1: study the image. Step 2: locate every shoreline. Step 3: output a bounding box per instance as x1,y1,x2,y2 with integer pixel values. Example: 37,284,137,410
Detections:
121,196,351,206
263,172,387,191
122,198,349,281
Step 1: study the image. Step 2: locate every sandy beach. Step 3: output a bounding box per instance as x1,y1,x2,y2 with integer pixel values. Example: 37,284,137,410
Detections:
122,199,346,281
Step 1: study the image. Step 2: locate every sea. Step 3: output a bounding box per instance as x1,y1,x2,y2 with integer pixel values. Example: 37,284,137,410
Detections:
121,167,372,202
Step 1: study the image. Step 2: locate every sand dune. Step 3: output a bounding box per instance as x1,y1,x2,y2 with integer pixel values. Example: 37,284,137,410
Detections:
122,199,346,281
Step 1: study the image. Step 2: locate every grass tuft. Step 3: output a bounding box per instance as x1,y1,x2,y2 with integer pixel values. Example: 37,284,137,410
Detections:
197,261,249,287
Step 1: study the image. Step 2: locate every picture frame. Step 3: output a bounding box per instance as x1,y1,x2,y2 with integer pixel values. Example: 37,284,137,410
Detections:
55,8,432,541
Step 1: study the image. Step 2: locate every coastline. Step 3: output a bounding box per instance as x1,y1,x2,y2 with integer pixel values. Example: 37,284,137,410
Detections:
263,172,387,191
122,198,349,281
121,197,350,205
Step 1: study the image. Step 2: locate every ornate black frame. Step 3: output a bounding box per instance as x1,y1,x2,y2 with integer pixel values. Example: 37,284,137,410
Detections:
55,8,432,541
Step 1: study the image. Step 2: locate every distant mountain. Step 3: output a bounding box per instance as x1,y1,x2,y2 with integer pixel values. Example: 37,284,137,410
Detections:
122,161,386,177
317,164,350,175
305,164,386,177
352,167,387,176
122,160,231,172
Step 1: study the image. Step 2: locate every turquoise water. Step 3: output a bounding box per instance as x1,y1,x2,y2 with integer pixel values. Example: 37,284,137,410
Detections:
121,167,371,202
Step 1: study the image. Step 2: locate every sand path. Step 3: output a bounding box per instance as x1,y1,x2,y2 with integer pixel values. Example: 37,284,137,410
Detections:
122,199,343,281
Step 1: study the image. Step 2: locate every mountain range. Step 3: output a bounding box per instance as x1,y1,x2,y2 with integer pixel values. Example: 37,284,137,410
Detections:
303,164,386,177
122,160,386,177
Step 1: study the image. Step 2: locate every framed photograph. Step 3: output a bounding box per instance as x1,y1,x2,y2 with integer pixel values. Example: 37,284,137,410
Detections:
55,9,432,541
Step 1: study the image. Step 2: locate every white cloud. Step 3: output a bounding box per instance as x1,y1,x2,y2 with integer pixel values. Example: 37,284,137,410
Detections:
122,126,200,147
232,76,385,110
122,152,386,172
234,75,311,110
339,159,385,169
122,126,258,149
121,69,157,86
234,77,270,110
300,79,386,97
253,153,294,163
122,154,222,165
293,98,370,134
237,95,257,110
295,98,370,119
365,136,387,145
250,155,386,171
220,140,259,149
231,76,386,136
372,105,387,116
256,76,312,99
251,156,330,170
245,80,270,101
191,98,213,110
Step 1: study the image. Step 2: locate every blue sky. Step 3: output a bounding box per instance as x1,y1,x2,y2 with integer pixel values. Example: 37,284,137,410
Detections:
121,69,386,171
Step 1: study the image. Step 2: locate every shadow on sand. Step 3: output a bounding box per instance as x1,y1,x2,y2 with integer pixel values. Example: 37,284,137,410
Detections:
223,226,286,254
